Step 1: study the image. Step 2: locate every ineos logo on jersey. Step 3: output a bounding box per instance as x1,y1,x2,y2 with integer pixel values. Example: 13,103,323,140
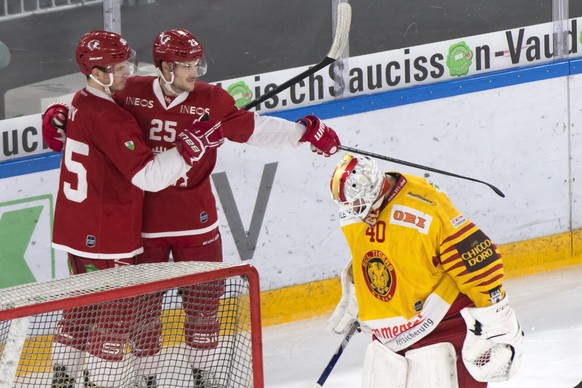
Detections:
389,205,432,234
125,96,154,109
180,105,210,116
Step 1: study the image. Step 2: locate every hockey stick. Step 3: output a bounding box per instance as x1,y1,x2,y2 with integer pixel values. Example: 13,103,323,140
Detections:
243,3,352,111
339,145,506,198
314,323,358,388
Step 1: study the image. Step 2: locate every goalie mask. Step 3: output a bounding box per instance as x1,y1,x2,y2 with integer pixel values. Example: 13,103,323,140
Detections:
330,154,391,225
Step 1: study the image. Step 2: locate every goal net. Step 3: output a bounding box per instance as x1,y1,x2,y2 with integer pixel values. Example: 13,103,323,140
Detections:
0,261,263,388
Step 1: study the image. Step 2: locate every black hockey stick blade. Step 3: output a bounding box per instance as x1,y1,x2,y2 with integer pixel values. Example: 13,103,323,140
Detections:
339,145,506,198
243,3,352,111
314,323,358,387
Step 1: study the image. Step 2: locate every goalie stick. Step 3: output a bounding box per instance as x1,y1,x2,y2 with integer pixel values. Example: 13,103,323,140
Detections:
314,323,358,388
243,3,352,111
339,145,506,198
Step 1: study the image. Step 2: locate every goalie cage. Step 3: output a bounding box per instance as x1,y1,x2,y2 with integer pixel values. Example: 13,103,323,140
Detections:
0,261,263,388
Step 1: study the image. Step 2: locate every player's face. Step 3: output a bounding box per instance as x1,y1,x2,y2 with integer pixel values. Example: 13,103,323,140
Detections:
171,59,201,93
109,62,133,91
94,60,135,92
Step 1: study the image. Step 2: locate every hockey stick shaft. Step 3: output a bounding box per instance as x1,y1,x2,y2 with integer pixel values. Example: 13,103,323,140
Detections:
243,3,351,111
314,323,358,388
339,145,506,198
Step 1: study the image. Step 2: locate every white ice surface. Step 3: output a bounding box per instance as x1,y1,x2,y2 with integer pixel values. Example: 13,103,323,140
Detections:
263,265,582,388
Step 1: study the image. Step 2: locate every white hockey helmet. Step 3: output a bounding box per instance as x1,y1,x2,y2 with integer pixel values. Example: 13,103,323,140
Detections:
330,154,389,222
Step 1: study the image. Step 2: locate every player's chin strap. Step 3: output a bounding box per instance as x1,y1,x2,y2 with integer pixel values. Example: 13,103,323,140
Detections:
89,73,114,95
156,68,180,96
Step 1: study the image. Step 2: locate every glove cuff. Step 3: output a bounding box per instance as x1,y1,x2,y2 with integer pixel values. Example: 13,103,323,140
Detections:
462,295,510,326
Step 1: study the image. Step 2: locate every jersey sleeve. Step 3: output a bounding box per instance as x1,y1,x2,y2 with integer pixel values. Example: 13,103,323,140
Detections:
246,113,305,148
206,86,255,143
436,199,505,308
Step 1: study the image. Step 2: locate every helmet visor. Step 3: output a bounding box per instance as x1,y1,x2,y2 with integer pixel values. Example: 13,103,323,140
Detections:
174,56,207,77
105,49,138,76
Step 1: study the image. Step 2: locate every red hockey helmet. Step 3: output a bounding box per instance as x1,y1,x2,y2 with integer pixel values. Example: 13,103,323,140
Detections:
76,30,136,76
152,28,204,68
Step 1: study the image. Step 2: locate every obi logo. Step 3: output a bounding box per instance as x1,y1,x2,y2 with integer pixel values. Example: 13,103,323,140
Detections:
389,205,432,234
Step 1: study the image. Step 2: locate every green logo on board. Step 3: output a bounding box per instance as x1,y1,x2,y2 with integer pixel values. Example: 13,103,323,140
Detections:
446,41,473,76
227,81,253,108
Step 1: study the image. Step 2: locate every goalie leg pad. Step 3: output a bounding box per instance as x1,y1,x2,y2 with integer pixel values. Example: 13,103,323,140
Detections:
405,342,459,388
361,340,407,388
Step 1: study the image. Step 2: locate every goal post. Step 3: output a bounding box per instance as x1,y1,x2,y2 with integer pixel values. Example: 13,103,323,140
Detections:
0,261,263,388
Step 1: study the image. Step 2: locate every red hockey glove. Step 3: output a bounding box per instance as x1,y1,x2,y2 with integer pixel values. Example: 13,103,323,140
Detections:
42,103,69,152
297,115,340,157
176,119,224,165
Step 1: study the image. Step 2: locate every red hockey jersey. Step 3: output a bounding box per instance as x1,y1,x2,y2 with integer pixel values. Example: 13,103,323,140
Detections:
115,76,257,237
52,88,157,259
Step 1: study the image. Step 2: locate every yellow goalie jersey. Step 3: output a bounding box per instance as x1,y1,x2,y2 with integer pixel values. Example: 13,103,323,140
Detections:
339,173,505,352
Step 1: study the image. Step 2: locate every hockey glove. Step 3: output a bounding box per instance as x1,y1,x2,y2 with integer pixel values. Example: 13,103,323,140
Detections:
460,295,524,382
297,115,340,157
176,119,224,165
42,103,69,152
326,260,362,335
